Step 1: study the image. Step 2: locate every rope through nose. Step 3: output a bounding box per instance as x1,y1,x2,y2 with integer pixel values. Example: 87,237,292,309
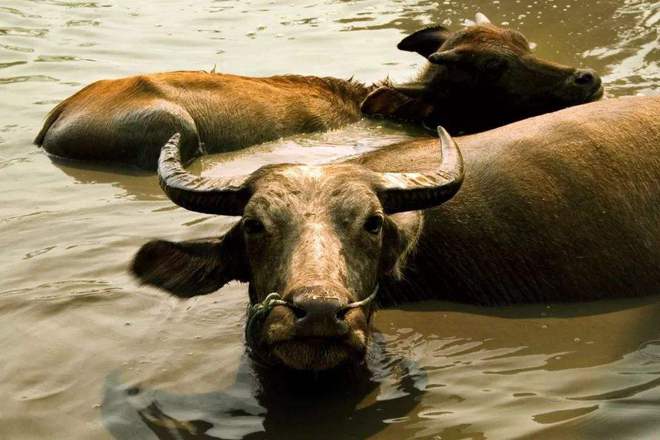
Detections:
245,293,288,349
338,284,379,312
244,286,379,348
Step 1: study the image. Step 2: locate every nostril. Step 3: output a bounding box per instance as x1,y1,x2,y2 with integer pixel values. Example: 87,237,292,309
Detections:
575,70,594,86
290,293,348,326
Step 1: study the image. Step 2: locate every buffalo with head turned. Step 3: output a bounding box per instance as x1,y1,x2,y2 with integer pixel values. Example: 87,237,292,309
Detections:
36,13,602,169
132,96,660,371
363,12,603,133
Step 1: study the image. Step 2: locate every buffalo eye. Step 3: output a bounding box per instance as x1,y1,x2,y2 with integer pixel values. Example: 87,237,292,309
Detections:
363,215,384,235
243,218,265,235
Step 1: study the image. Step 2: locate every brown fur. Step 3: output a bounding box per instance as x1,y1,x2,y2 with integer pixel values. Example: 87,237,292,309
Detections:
37,21,602,170
37,72,370,169
353,96,660,305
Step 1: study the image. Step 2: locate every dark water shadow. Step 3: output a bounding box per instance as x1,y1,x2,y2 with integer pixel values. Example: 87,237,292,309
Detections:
388,293,660,319
47,153,155,176
101,337,426,440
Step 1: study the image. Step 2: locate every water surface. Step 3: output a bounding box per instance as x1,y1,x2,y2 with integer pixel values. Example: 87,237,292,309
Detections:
1,1,659,439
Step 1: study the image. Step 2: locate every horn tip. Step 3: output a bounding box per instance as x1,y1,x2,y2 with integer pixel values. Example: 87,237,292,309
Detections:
167,132,182,143
436,125,450,139
474,12,492,25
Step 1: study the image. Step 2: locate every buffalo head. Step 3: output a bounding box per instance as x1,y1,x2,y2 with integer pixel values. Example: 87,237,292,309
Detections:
132,132,463,370
361,13,603,133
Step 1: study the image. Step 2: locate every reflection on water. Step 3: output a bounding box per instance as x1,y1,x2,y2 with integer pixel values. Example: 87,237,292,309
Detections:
51,157,164,201
0,0,658,439
200,119,426,178
102,341,426,440
98,298,660,440
584,0,659,95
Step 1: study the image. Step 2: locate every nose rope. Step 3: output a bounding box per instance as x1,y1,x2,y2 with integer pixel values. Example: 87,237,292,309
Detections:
244,285,379,349
338,284,379,311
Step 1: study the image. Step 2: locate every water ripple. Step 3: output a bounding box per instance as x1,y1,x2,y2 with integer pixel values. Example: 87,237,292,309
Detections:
0,27,49,38
0,74,58,84
0,61,27,69
0,43,34,53
34,55,95,63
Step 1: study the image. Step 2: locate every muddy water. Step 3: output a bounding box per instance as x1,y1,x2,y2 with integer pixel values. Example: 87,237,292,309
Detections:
1,0,659,439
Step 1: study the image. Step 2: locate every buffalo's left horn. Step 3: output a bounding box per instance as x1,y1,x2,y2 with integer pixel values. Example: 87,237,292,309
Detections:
377,126,464,214
158,133,251,216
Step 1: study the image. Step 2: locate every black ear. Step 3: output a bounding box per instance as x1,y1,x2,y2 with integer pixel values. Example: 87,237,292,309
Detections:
397,26,451,58
131,223,248,298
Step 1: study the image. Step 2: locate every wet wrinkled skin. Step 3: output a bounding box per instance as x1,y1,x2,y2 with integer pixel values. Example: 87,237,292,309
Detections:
243,167,390,369
367,22,604,133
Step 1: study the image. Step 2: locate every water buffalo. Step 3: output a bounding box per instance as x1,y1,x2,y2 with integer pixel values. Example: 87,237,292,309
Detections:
36,13,602,170
131,95,660,371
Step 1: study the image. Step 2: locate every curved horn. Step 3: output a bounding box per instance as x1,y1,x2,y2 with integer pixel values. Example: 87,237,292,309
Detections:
377,126,464,214
158,133,251,216
475,12,491,25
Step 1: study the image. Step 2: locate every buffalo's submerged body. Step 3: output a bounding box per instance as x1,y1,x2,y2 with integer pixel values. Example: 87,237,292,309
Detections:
133,96,660,371
35,14,602,170
36,72,371,169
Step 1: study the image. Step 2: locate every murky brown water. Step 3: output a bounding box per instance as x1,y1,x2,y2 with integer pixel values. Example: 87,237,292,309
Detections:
1,1,659,439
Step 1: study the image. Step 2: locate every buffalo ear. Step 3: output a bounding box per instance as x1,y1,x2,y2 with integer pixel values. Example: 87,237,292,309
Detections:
361,87,412,117
361,86,434,124
131,224,248,298
397,25,451,58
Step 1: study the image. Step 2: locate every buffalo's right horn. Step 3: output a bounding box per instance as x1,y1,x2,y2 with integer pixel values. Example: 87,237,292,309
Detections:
377,126,464,214
157,133,251,216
